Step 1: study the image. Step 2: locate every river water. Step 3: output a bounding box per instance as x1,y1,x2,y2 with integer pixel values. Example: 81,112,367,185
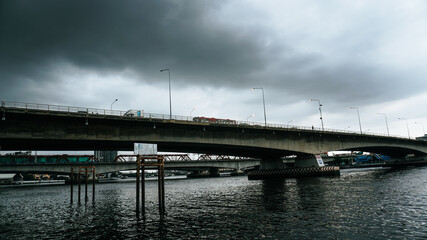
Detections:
1,167,426,239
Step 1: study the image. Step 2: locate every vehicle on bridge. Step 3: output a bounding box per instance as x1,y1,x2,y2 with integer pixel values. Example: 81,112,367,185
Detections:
124,109,144,117
193,116,237,125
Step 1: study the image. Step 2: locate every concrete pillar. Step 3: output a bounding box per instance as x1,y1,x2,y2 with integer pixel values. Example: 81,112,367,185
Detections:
259,157,284,170
294,154,325,168
13,173,23,184
231,169,245,176
209,168,220,177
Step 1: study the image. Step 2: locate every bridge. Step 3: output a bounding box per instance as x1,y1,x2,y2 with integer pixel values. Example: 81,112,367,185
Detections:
1,101,427,177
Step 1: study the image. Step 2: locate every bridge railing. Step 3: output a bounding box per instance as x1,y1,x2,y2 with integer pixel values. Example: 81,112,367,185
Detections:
1,100,404,139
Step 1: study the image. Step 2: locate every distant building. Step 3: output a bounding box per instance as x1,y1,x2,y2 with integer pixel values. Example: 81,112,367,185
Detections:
416,134,427,141
94,151,118,162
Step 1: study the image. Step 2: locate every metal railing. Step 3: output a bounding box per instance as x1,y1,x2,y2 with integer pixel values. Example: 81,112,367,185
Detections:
1,100,408,139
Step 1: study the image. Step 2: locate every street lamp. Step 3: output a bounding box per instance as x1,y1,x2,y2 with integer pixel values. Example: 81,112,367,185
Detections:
349,106,362,134
111,99,118,111
190,106,196,118
308,99,324,131
414,122,425,135
1,101,5,121
247,114,255,121
160,68,172,119
377,113,390,136
252,87,267,126
398,118,411,139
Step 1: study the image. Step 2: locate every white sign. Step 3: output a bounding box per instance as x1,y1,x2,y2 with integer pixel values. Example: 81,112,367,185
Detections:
134,143,157,155
315,154,325,167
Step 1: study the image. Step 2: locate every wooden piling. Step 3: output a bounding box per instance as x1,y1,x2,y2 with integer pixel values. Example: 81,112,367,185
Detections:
157,162,162,214
159,157,165,214
136,157,140,212
136,155,165,216
85,170,88,202
78,170,81,204
141,158,145,214
92,169,95,203
70,167,73,204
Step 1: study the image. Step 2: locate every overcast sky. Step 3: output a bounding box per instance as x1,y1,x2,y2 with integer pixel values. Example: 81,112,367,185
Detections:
2,0,427,139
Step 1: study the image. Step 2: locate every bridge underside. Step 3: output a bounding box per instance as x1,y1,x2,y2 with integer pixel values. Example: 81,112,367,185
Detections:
338,146,427,158
2,138,426,159
0,138,302,158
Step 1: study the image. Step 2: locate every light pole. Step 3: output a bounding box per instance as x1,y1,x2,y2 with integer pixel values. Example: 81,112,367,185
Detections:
349,106,362,134
247,114,255,121
414,122,425,136
111,99,118,111
160,68,172,119
190,106,196,118
398,118,411,139
377,113,389,136
1,101,5,121
308,99,324,131
252,87,267,126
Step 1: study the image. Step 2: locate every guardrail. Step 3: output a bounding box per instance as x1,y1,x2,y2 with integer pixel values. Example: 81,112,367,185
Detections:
1,100,407,139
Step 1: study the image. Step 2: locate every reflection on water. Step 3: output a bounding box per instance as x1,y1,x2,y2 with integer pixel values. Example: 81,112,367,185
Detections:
1,167,426,239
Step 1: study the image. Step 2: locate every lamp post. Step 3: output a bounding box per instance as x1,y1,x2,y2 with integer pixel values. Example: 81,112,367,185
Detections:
308,99,324,131
160,68,172,119
349,106,362,134
190,107,196,118
414,122,425,135
1,101,5,121
398,118,411,139
252,87,267,126
247,114,255,121
377,113,390,136
111,99,118,111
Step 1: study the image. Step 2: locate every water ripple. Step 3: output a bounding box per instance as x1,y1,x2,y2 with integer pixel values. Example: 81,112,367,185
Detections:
1,167,426,239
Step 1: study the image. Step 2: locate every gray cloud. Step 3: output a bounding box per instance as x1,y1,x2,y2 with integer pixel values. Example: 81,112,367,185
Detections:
1,0,426,114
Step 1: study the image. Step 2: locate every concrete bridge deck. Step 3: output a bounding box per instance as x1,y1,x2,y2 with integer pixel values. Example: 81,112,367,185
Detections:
1,102,427,160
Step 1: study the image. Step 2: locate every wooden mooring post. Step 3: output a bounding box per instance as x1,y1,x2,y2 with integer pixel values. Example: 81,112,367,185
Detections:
71,166,96,204
70,167,74,204
136,155,165,216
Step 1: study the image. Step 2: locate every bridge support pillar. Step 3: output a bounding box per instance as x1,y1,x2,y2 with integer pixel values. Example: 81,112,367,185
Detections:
231,169,245,176
259,157,284,170
209,168,220,177
248,155,339,180
187,168,221,178
295,154,324,168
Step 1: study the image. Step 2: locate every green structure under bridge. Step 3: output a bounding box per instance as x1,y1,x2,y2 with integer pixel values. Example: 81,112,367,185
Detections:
0,154,261,177
0,154,96,164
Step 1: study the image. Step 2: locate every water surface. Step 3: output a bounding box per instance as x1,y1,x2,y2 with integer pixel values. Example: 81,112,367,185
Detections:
1,167,426,239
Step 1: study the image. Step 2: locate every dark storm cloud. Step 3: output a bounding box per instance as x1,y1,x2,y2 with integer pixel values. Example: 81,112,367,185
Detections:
0,0,425,107
1,0,266,86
